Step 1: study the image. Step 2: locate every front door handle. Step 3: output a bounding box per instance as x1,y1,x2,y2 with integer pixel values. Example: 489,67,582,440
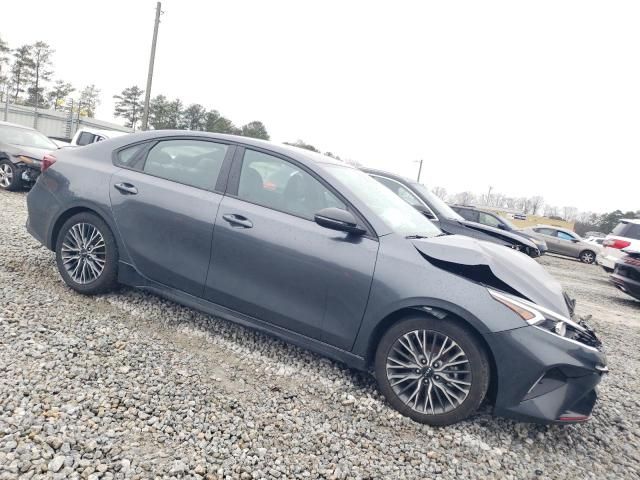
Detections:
222,214,253,228
114,182,138,195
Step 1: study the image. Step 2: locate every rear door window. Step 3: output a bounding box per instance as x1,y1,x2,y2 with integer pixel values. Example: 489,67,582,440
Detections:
142,139,229,191
456,208,478,222
76,132,96,146
478,212,502,228
557,231,575,241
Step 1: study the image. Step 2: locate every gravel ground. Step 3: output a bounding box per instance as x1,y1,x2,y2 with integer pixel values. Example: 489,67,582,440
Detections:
1,188,639,480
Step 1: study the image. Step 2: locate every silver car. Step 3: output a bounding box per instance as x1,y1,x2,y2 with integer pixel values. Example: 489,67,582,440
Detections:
523,225,598,264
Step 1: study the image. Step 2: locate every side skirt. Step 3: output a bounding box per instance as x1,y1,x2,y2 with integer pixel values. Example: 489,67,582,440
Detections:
117,261,367,371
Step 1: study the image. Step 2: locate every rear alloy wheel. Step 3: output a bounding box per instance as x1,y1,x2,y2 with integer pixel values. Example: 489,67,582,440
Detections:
375,316,489,426
579,250,596,264
55,212,119,294
0,160,22,191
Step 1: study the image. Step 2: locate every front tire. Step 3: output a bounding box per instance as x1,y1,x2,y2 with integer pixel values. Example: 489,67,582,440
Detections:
0,159,23,191
375,315,489,426
55,212,119,294
579,250,596,264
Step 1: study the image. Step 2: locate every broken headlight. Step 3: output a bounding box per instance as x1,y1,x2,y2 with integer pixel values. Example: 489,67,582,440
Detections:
488,289,594,348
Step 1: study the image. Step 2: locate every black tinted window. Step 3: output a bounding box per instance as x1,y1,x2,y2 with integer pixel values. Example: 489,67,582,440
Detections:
455,208,478,222
143,139,228,190
612,222,640,240
534,228,556,235
76,132,96,146
237,149,345,220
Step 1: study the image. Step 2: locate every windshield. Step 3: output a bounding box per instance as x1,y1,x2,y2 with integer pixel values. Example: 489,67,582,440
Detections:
411,183,464,221
0,125,57,150
324,165,442,238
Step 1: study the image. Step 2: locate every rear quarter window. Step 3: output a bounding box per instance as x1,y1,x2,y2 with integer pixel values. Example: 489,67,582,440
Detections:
115,143,148,168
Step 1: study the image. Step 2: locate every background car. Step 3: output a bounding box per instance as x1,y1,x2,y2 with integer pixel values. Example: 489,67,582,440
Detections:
0,121,58,191
610,249,640,301
597,219,640,273
25,130,605,426
363,168,542,257
70,127,127,146
523,225,599,264
450,205,548,254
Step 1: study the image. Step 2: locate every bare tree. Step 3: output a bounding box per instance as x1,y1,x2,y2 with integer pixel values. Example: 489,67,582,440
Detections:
529,196,544,216
453,191,475,205
562,206,578,222
432,186,447,200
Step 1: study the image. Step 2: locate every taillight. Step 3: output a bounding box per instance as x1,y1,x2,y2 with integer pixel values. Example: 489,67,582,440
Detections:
603,239,631,249
41,154,56,172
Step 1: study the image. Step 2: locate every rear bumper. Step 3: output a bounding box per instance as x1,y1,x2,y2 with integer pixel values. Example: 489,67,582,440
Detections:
26,179,61,250
610,272,640,300
597,249,623,271
485,324,607,424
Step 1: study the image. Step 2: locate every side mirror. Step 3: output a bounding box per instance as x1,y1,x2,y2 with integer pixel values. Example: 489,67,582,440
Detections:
498,224,507,230
314,207,366,235
572,238,580,243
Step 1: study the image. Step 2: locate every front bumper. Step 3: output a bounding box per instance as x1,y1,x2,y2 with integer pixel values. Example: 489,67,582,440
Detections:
485,323,607,424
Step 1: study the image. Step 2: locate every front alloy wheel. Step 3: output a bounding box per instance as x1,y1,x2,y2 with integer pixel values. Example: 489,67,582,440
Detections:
375,316,489,426
386,330,472,415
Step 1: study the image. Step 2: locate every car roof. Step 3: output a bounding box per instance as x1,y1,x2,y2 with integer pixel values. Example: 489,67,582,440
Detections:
620,218,640,225
534,224,575,233
95,129,349,170
76,127,128,138
360,167,415,184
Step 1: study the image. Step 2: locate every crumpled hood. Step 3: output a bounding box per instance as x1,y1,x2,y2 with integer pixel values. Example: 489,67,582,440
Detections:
6,144,52,160
413,234,570,317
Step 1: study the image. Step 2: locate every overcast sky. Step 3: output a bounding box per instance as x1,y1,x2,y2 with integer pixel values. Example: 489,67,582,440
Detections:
2,1,639,213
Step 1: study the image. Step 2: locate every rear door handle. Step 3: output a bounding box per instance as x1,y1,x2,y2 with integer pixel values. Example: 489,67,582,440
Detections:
114,182,138,195
222,214,253,228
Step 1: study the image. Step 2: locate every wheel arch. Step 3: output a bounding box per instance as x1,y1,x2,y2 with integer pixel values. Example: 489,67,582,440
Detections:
364,305,499,405
579,249,596,262
48,203,125,261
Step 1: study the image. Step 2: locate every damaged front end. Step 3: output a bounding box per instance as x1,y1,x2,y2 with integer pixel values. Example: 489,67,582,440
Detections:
13,155,43,185
412,234,607,424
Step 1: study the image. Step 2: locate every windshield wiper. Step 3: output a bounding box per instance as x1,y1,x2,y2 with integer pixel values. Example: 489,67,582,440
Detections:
405,235,430,239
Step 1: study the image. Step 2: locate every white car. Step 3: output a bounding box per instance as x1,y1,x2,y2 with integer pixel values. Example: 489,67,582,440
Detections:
597,219,640,272
70,127,127,146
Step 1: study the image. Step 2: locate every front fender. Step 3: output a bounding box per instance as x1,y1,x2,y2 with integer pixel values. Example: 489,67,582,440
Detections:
351,234,525,357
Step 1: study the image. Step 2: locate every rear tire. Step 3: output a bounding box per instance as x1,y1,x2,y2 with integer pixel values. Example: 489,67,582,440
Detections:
55,212,119,294
579,250,596,264
0,159,23,191
374,315,489,426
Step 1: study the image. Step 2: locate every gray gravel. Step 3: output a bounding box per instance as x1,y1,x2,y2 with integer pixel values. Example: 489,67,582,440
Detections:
1,189,639,480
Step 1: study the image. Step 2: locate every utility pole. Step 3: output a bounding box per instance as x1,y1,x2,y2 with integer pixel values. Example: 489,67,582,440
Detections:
416,159,423,182
141,2,162,131
487,185,493,206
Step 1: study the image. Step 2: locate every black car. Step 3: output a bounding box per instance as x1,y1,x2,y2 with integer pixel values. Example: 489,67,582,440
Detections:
451,204,548,254
363,169,542,257
610,250,640,301
26,130,606,425
0,121,58,191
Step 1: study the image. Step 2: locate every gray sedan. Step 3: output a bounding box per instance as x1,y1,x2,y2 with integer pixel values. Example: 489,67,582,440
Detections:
25,131,606,425
523,225,599,263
